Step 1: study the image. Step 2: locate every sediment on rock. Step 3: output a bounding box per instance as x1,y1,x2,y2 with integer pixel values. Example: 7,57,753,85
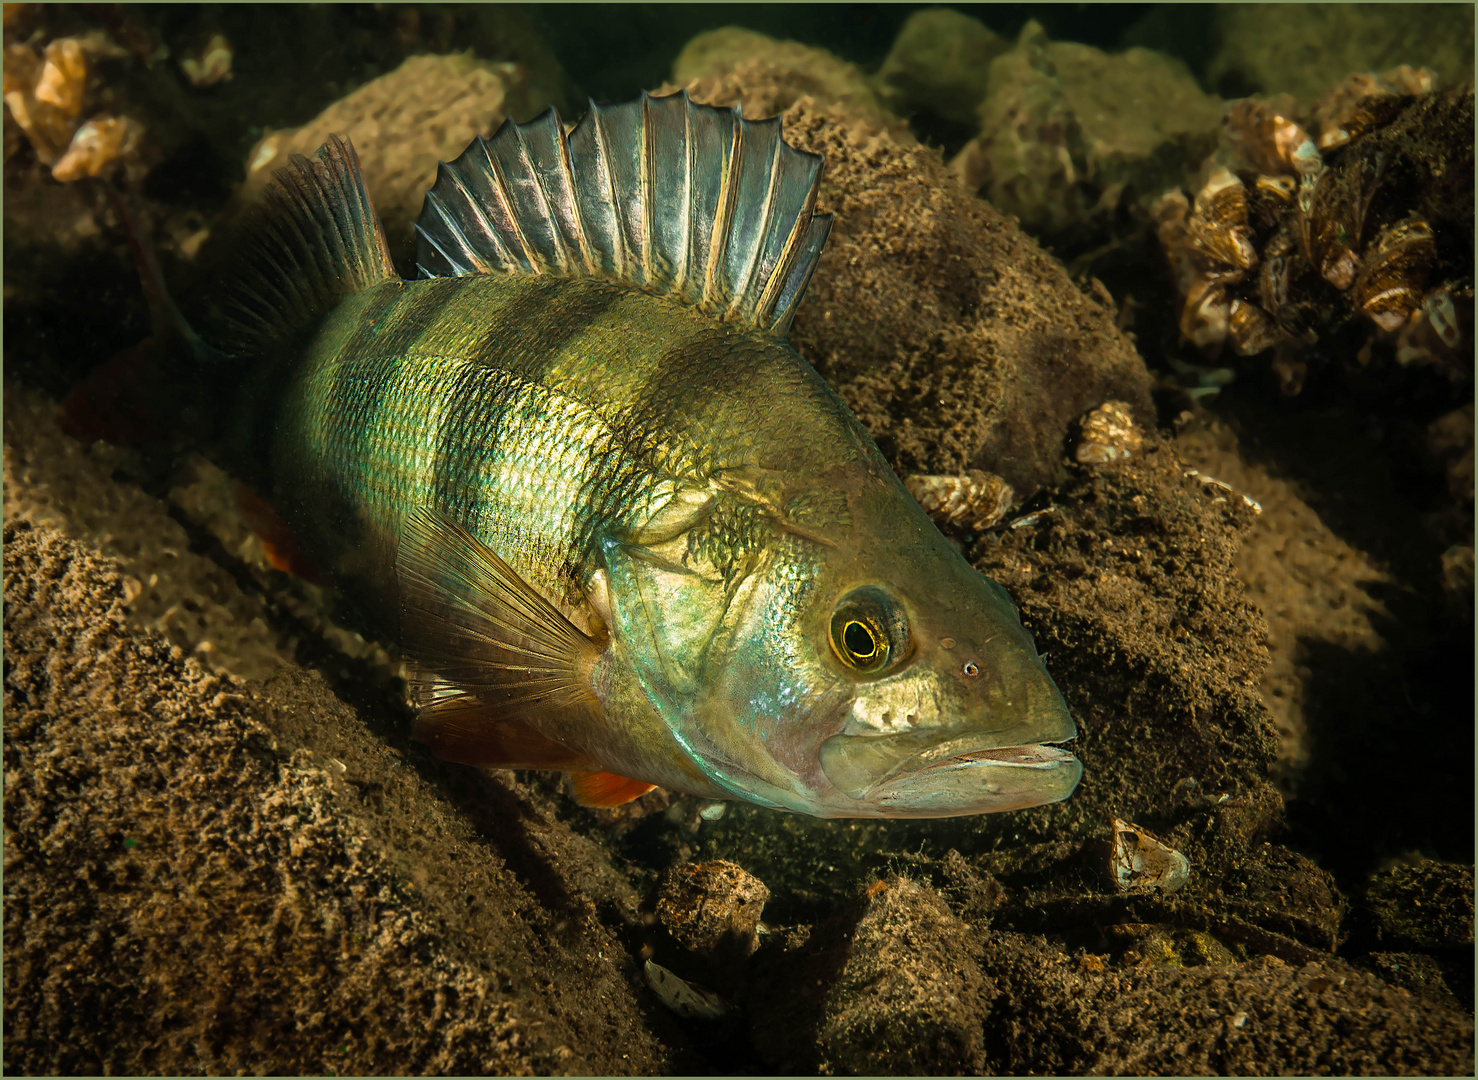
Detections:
2,519,677,1077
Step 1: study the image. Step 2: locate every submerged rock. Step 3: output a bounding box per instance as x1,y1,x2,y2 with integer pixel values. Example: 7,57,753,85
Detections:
874,8,1007,126
671,27,885,120
952,20,1224,239
656,860,771,960
1206,3,1475,106
238,53,522,263
1,520,678,1076
978,935,1474,1074
749,877,991,1074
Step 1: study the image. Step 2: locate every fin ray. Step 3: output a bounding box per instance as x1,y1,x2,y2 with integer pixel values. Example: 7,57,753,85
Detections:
414,91,830,337
223,135,398,353
396,507,606,715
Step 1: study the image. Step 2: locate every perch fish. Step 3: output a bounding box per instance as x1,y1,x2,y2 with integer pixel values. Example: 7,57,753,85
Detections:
195,91,1082,818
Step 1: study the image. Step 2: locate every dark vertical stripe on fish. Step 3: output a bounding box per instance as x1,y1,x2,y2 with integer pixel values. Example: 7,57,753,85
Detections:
468,277,627,383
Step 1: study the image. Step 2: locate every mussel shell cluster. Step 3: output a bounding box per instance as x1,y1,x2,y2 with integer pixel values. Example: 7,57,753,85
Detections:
1155,69,1471,387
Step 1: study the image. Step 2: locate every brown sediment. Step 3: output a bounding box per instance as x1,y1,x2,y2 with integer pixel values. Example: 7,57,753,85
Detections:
2,518,682,1076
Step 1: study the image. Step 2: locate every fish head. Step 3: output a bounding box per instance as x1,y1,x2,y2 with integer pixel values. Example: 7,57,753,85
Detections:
595,465,1081,819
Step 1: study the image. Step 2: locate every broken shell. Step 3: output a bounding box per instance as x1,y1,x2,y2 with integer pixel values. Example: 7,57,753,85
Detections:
1110,818,1191,894
1396,286,1468,371
1354,216,1436,333
1076,401,1143,464
905,470,1014,531
1379,64,1437,97
643,959,732,1020
3,42,78,163
1423,288,1462,350
1187,167,1257,276
1227,298,1286,356
180,33,233,88
34,37,87,117
1179,277,1230,350
51,114,144,182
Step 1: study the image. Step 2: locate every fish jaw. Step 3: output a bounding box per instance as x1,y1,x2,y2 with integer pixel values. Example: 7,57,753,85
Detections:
816,732,1082,819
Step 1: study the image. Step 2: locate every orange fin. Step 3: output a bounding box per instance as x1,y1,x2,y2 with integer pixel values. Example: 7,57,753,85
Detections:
233,484,330,586
570,771,657,808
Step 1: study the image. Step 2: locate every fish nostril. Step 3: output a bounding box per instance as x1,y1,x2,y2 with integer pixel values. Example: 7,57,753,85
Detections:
963,661,980,678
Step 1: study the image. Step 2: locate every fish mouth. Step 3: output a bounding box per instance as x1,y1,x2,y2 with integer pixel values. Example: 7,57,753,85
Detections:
818,730,1082,818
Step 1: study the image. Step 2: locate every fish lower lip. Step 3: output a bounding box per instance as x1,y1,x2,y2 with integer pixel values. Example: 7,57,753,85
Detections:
818,729,1079,801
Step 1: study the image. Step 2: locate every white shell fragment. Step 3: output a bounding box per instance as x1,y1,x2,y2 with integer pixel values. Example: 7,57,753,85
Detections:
905,470,1015,531
643,959,732,1020
1183,469,1263,514
1075,401,1144,464
1110,818,1191,894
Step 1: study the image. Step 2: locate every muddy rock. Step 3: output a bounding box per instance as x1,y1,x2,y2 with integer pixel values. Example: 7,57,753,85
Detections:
979,933,1474,1074
656,860,771,960
749,877,991,1075
670,27,885,120
676,69,1154,497
237,53,521,265
953,19,1224,240
1363,860,1475,952
2,519,679,1076
874,8,1007,126
973,431,1280,843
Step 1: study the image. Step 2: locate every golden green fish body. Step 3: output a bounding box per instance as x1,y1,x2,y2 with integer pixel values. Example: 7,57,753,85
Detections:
213,94,1082,817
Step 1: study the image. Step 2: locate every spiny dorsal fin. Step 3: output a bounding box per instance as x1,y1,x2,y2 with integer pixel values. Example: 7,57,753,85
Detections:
413,90,832,338
223,135,398,353
396,506,606,764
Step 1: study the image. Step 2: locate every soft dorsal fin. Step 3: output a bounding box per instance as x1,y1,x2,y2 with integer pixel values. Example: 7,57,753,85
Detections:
413,90,832,338
223,135,398,353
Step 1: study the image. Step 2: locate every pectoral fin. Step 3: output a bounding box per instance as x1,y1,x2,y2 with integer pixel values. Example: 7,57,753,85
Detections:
396,507,605,768
570,771,658,807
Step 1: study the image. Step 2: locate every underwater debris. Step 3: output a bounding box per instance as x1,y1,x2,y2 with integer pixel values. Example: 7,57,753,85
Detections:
1075,401,1144,465
33,37,88,118
905,470,1014,531
50,114,145,183
643,959,732,1020
179,33,233,88
656,860,770,959
3,30,150,182
1110,817,1192,894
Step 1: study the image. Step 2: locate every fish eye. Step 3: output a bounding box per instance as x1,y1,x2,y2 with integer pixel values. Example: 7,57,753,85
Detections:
830,586,911,675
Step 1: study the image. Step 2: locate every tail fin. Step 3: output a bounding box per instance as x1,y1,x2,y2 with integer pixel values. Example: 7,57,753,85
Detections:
217,134,399,355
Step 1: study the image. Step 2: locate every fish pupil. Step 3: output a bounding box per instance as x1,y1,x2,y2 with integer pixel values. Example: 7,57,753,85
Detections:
844,620,878,660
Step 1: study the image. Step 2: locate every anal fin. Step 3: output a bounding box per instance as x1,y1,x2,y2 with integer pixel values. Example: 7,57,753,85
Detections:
571,771,657,808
